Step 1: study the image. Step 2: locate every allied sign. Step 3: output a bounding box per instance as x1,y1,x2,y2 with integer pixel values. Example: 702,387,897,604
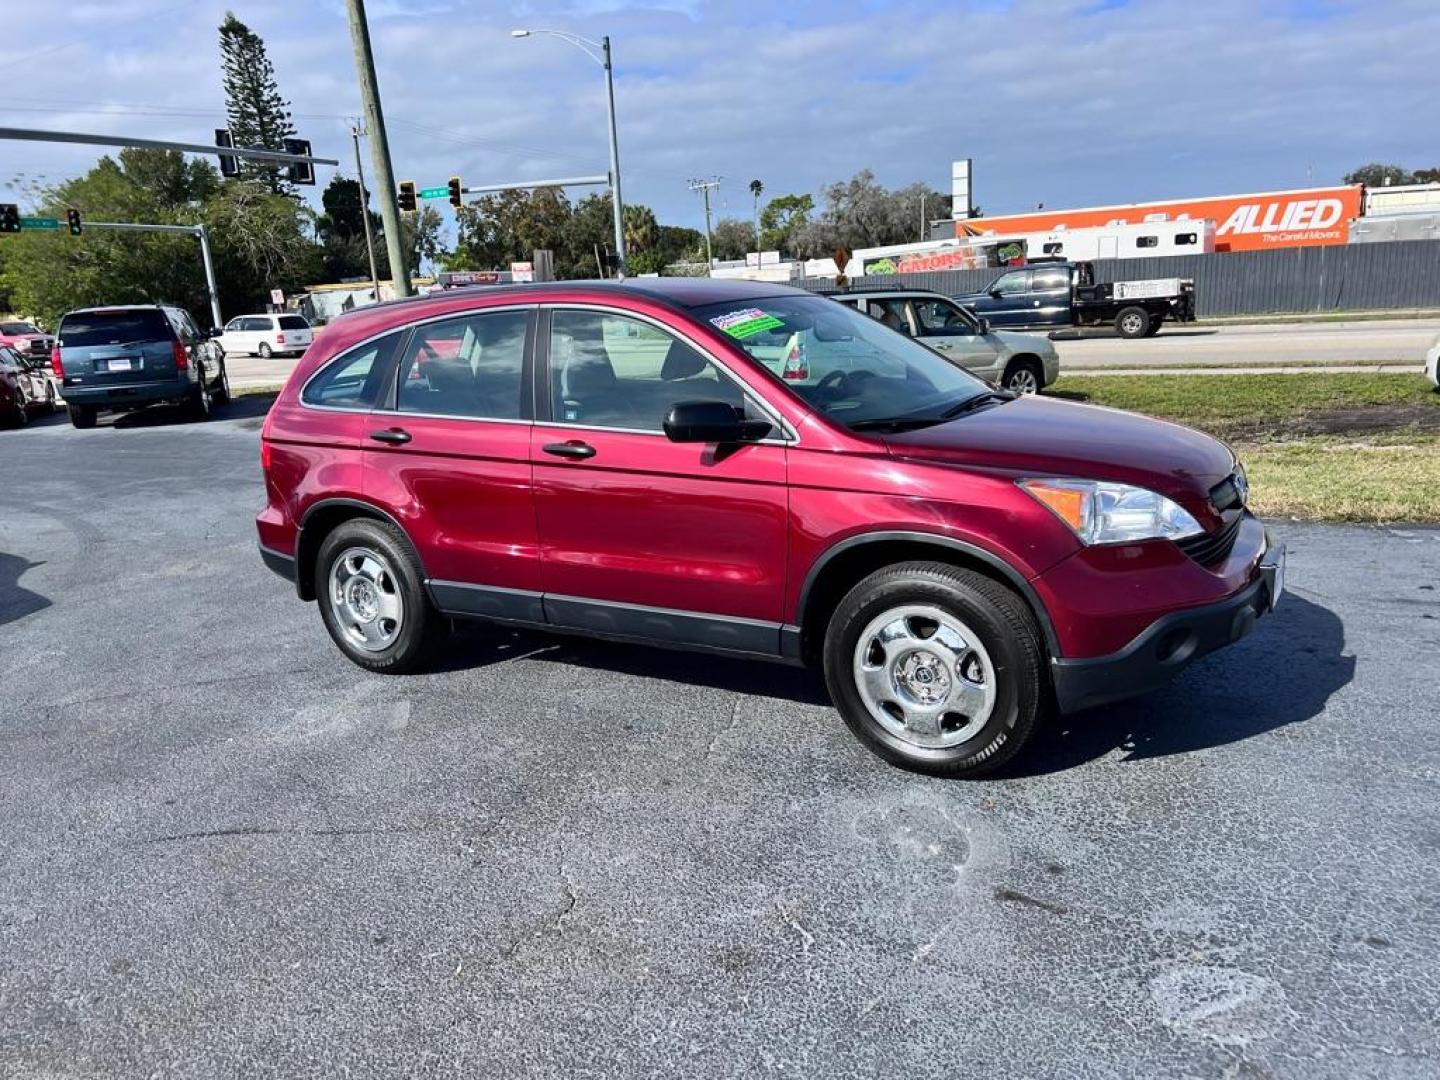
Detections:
957,185,1364,252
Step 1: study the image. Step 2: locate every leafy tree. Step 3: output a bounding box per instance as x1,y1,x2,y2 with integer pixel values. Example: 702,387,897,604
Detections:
0,149,320,327
316,176,377,243
710,218,757,260
655,225,704,267
219,12,297,195
759,193,813,255
1343,163,1414,187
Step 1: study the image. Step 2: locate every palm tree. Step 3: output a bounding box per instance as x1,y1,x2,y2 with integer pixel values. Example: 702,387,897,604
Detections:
748,179,764,264
622,203,658,258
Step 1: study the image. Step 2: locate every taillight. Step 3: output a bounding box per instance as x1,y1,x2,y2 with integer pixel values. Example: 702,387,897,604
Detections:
172,340,188,370
260,440,272,471
277,332,286,343
50,346,64,378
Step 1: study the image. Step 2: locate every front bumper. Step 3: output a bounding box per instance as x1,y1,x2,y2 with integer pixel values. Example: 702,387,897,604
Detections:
1051,530,1285,713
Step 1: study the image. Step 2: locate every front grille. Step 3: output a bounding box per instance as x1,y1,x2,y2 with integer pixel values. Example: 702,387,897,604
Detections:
1177,512,1243,567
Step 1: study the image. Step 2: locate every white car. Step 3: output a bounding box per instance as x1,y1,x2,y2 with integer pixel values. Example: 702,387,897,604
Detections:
219,313,313,358
1426,333,1439,390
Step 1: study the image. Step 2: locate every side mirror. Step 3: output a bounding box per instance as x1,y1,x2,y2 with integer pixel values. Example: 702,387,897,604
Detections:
207,327,225,339
975,317,991,335
664,400,772,444
988,288,1003,299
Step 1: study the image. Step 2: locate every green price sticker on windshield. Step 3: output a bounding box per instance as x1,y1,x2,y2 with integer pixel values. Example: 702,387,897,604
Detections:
709,307,783,339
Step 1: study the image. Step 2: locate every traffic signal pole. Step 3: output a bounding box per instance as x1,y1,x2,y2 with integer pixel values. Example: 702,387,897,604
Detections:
351,125,382,301
84,222,223,327
344,0,410,298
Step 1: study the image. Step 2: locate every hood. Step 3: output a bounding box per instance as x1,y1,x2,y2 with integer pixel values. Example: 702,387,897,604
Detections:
883,394,1235,516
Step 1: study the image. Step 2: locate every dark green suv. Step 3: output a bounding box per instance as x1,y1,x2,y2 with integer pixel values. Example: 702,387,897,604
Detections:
53,305,230,428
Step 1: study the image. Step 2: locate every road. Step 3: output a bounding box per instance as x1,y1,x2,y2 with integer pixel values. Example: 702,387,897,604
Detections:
1053,316,1440,369
3,406,1438,1078
221,317,1440,389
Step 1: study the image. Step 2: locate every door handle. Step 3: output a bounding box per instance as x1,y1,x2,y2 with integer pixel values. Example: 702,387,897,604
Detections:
543,440,596,460
369,428,412,445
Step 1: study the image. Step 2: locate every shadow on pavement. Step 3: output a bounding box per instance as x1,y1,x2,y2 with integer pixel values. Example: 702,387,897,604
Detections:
0,551,51,628
440,621,830,706
1049,328,1219,341
112,393,276,429
1006,593,1352,777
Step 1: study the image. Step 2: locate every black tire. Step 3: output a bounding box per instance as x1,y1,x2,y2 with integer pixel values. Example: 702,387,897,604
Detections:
211,361,231,405
5,402,28,428
44,385,57,413
314,518,446,675
67,403,97,429
258,342,273,359
186,368,212,422
1002,357,1044,395
1115,306,1151,339
1143,320,1163,338
822,561,1045,777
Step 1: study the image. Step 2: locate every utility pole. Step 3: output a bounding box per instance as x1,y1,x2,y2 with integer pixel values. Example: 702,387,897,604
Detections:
689,177,721,275
749,178,763,274
601,36,626,277
344,0,410,298
350,124,381,300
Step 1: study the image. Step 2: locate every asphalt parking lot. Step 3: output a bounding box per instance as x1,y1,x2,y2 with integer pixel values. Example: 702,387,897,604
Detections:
2,402,1438,1079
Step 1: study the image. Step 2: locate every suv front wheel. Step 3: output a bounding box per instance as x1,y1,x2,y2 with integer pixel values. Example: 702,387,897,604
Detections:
315,519,445,674
823,562,1045,777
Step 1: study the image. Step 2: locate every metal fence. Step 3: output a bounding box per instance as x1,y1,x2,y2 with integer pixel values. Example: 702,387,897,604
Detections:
799,239,1440,318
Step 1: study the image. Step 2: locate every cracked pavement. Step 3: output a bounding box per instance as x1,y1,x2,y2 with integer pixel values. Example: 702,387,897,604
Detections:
2,402,1438,1078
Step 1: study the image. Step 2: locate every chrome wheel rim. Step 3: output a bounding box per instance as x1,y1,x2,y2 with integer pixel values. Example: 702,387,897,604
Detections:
1007,367,1039,395
1120,313,1144,335
328,546,404,653
852,604,997,749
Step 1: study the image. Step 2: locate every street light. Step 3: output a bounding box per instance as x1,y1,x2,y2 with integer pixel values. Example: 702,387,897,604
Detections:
512,27,626,277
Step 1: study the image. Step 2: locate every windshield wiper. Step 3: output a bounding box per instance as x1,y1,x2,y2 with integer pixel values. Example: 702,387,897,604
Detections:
847,415,947,432
938,390,1015,420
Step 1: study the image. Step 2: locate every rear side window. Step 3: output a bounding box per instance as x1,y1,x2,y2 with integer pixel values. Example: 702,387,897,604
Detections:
397,310,527,420
1032,268,1069,290
59,310,172,347
1174,232,1197,245
279,315,309,330
1136,235,1159,248
302,332,402,408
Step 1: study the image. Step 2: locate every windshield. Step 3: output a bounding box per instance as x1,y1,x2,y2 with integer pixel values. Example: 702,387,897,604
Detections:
693,294,990,429
59,310,171,347
1,321,40,335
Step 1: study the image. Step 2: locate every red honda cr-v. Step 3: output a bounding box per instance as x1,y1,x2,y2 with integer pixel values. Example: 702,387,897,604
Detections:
257,279,1284,776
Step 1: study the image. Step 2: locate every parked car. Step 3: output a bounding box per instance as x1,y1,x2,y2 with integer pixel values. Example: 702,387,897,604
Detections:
955,260,1196,338
218,313,313,358
0,345,34,427
256,279,1283,777
53,304,230,428
818,285,1059,393
0,318,54,363
1,344,61,412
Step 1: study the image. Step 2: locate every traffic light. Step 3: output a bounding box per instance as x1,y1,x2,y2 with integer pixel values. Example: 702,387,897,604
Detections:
397,180,417,214
448,176,463,208
284,138,315,186
214,128,239,178
67,208,82,235
0,203,19,233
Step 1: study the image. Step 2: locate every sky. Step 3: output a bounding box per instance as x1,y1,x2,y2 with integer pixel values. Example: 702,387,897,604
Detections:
1,0,1438,240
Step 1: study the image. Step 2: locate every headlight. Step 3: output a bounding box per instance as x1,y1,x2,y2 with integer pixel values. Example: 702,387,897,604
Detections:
1021,478,1204,545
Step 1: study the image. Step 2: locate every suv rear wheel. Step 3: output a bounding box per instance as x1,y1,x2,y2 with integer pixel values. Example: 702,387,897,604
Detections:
315,519,445,674
822,561,1045,777
67,403,97,429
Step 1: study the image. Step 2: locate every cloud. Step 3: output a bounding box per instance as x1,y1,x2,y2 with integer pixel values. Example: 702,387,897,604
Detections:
1,0,1437,241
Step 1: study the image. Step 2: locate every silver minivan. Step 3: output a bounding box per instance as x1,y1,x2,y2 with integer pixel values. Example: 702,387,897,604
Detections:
218,313,313,358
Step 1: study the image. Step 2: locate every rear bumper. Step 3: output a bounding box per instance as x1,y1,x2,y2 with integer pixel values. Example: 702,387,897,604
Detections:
61,380,191,409
1050,530,1285,713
